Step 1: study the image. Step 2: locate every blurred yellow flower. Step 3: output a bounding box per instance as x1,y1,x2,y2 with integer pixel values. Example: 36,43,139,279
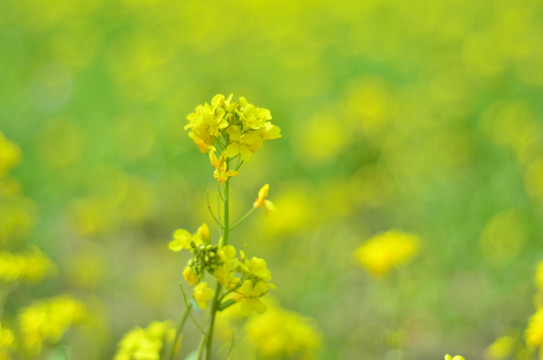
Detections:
536,261,543,292
182,266,198,286
485,335,514,360
355,230,420,277
114,321,175,360
0,132,22,178
245,304,322,360
526,308,543,347
18,295,85,354
254,184,276,216
0,246,56,283
236,280,268,316
193,282,214,310
168,223,210,252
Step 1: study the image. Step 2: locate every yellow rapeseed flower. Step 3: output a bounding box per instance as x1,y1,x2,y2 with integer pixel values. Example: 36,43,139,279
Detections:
253,184,276,216
183,266,198,286
193,282,214,310
355,230,420,277
236,280,268,316
209,148,239,184
225,126,263,161
168,223,210,252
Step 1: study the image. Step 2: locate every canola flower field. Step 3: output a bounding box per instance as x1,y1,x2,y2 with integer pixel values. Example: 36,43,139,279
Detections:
2,0,543,359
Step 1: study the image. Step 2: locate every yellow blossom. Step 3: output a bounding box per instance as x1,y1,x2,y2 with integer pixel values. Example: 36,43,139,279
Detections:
236,280,268,316
240,256,272,282
526,308,543,347
183,266,198,286
168,223,210,252
193,282,214,310
225,126,263,161
209,148,239,184
355,230,420,278
0,246,56,283
253,184,276,216
214,263,240,290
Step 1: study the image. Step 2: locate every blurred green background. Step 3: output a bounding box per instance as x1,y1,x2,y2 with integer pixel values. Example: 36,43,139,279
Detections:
1,0,543,358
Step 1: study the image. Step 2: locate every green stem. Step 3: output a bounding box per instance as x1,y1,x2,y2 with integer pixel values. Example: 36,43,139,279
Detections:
168,304,192,360
205,282,221,360
204,167,231,360
230,207,255,231
196,335,207,360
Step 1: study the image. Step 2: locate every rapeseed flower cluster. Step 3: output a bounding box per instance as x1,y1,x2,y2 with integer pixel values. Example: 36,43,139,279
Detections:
170,234,274,316
185,94,281,182
114,321,175,360
355,230,420,277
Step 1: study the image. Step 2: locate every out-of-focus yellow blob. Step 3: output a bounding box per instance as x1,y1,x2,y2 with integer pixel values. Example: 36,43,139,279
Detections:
245,303,322,360
526,308,543,347
0,132,22,178
355,230,420,278
114,321,175,360
18,295,86,355
343,77,393,140
38,118,84,168
297,115,349,163
480,210,526,265
485,335,515,360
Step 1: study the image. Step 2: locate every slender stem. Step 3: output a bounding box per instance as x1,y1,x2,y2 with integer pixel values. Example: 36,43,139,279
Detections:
196,335,207,360
229,207,255,231
223,177,230,246
204,163,231,360
168,304,192,360
205,282,221,360
207,191,224,229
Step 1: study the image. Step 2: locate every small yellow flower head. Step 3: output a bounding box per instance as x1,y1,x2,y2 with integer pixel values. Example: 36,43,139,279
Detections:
0,327,15,348
168,229,192,252
526,308,543,347
168,223,210,253
209,147,239,184
240,256,272,282
355,230,420,278
193,282,215,310
253,184,276,216
445,355,465,360
236,280,268,316
214,263,241,290
485,335,515,360
114,321,175,360
183,266,198,286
